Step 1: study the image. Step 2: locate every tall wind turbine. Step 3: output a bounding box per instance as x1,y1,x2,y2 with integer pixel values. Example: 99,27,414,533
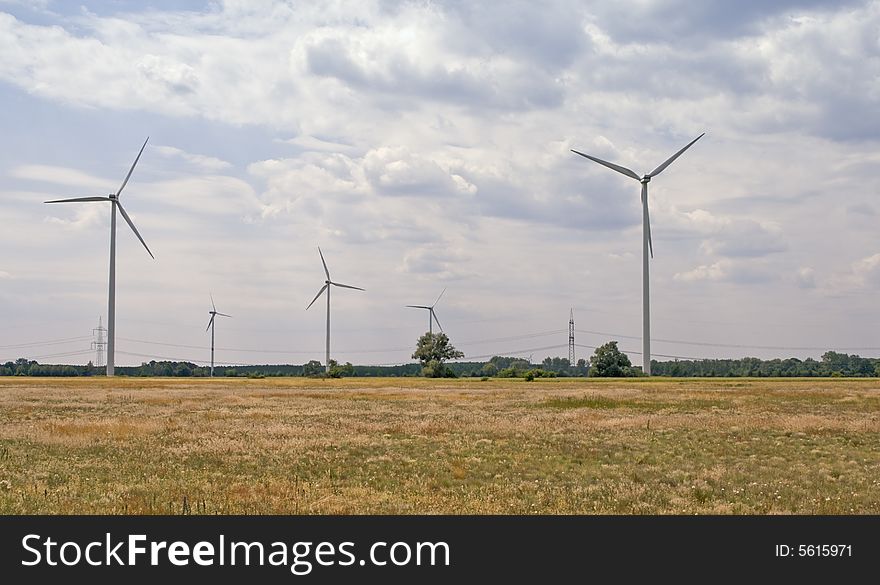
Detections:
45,137,154,377
406,288,446,335
305,247,364,373
206,294,231,378
571,133,704,375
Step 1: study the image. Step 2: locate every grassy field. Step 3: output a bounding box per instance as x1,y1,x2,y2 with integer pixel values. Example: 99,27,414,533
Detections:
0,376,878,514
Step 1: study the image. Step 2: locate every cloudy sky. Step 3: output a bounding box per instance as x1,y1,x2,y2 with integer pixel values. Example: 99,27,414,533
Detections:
1,0,878,368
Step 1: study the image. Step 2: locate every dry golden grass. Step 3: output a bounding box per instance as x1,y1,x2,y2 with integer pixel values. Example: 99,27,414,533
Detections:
0,376,878,514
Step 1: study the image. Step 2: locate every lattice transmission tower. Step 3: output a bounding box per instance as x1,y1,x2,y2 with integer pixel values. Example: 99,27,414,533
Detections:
91,316,107,369
568,309,575,366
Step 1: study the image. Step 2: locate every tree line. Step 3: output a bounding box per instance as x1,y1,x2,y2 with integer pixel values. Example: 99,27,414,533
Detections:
4,353,878,378
2,345,878,378
649,351,880,378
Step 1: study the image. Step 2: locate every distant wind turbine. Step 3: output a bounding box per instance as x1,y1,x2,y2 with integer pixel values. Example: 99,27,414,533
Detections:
206,294,231,378
45,137,154,377
406,288,446,335
571,133,704,375
306,247,365,373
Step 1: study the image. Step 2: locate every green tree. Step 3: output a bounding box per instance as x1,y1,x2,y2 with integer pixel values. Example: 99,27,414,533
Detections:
412,332,464,378
589,341,634,377
328,360,355,378
302,360,323,377
480,362,499,377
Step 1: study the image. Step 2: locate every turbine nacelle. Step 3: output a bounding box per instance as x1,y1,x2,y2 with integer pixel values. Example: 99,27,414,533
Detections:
406,288,446,333
206,294,231,331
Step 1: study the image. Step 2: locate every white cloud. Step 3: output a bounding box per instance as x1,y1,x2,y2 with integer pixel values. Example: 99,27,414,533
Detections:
794,267,816,289
363,146,476,198
43,203,107,231
800,253,880,297
674,261,727,283
400,245,473,280
153,145,231,171
851,253,880,287
1,1,879,365
10,165,114,191
147,175,265,217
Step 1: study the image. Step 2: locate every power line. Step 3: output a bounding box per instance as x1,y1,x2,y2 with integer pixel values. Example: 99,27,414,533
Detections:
115,350,244,367
576,329,880,352
574,343,709,361
5,349,95,361
0,335,92,349
116,329,570,356
457,329,567,345
117,336,409,355
461,344,569,362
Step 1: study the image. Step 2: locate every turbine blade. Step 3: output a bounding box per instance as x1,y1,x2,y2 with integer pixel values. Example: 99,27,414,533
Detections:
406,305,431,309
642,187,654,259
44,196,112,203
647,133,704,178
433,287,447,307
571,149,640,181
117,136,149,197
116,202,154,259
216,312,232,318
210,293,216,312
206,314,215,332
331,282,365,291
431,309,443,332
306,284,328,310
318,246,330,280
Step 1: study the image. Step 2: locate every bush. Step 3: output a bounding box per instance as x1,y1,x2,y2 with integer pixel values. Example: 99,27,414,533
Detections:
496,367,518,378
480,363,499,377
328,360,354,378
589,341,636,377
302,360,324,377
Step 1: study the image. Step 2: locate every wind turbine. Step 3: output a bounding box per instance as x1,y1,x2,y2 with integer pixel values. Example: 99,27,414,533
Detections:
305,247,365,373
406,288,446,335
45,137,154,377
571,133,704,375
206,294,231,378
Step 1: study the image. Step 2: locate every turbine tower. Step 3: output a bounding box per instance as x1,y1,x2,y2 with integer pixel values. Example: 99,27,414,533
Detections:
406,288,446,335
45,137,154,377
571,133,704,375
306,247,365,373
206,294,231,378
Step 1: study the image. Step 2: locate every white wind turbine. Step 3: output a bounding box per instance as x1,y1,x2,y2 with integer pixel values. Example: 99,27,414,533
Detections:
45,137,154,377
305,247,365,373
571,133,704,375
206,294,231,378
406,288,446,335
